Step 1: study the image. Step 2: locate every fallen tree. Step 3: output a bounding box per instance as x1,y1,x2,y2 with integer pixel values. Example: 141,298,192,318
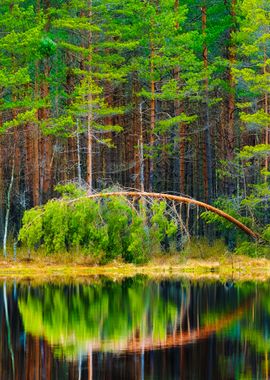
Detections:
86,191,261,240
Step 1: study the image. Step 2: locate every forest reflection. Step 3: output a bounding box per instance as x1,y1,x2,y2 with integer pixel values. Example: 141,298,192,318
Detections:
1,277,270,379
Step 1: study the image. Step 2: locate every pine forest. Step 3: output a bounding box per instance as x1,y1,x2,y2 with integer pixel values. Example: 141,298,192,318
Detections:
0,0,270,259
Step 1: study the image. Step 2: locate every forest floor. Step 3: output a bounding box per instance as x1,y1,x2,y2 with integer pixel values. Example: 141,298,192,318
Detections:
0,251,270,283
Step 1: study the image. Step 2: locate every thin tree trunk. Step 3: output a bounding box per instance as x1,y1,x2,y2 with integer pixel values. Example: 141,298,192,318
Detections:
32,55,40,206
202,4,213,203
42,0,53,199
227,0,236,161
0,133,4,240
87,89,93,193
174,0,186,195
87,0,93,193
42,60,53,198
264,46,269,179
139,102,145,192
3,160,15,258
149,41,155,192
3,282,15,375
88,345,93,380
76,120,82,186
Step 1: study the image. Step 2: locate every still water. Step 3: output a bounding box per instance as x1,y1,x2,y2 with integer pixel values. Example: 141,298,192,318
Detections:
0,276,269,379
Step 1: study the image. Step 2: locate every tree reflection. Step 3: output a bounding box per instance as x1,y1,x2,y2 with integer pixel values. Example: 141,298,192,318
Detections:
2,279,270,379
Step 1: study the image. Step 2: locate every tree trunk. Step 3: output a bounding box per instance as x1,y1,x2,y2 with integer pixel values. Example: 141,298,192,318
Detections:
149,39,155,192
0,124,4,240
139,102,145,192
85,191,261,240
227,0,236,161
264,46,269,178
42,60,53,199
174,0,186,195
202,4,213,203
3,160,15,258
86,0,93,193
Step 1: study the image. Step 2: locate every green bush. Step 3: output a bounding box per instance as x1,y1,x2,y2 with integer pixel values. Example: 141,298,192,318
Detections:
18,195,178,264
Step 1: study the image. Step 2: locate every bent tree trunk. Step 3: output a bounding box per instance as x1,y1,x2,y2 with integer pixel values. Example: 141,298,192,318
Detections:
86,191,260,240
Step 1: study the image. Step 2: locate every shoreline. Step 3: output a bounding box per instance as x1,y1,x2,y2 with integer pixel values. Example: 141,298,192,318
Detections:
0,255,270,282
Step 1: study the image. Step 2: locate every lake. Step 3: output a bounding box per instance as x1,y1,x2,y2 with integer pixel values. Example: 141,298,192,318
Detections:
0,276,268,379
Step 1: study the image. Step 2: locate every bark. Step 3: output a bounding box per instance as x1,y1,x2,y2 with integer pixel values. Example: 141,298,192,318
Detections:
139,102,145,192
202,4,213,203
86,88,93,193
42,60,53,199
264,46,269,178
32,55,40,206
133,73,141,190
76,120,82,186
174,0,186,195
149,1,157,191
86,0,93,193
149,39,155,192
227,0,236,161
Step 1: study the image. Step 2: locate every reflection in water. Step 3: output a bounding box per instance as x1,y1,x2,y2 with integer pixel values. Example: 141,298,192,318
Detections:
0,277,270,379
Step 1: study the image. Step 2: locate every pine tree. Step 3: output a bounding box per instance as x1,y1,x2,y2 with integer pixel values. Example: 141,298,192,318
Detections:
234,0,270,180
48,0,127,192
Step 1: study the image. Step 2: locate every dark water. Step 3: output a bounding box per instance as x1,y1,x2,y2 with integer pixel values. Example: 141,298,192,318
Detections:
0,277,269,380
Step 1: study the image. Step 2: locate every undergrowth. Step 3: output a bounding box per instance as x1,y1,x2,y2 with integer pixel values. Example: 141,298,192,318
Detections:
18,185,179,264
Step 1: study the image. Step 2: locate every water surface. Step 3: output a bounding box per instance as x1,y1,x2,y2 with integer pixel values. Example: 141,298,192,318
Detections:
0,277,269,379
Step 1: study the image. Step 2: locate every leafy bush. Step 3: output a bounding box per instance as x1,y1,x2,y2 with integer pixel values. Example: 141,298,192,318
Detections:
19,207,44,250
201,196,270,256
18,195,178,264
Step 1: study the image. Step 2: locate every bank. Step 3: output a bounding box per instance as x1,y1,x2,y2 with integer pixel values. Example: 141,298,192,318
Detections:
0,253,270,283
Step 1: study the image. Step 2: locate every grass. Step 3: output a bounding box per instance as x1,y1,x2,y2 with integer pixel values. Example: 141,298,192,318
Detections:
0,239,269,283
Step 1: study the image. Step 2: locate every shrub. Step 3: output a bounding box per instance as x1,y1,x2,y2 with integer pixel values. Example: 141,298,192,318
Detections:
18,195,178,263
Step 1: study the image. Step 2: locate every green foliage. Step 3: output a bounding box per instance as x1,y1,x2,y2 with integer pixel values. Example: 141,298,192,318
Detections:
42,200,69,253
263,225,270,242
54,183,86,198
38,36,57,57
18,278,180,358
18,195,179,263
238,144,270,160
202,195,270,256
19,208,44,250
201,197,251,232
151,201,177,243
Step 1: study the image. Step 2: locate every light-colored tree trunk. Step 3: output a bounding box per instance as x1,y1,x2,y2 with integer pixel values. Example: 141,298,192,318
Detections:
3,282,14,375
3,160,15,258
0,131,4,240
88,345,93,380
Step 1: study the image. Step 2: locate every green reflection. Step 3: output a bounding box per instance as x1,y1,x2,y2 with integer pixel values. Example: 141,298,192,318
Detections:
19,277,181,357
19,276,270,379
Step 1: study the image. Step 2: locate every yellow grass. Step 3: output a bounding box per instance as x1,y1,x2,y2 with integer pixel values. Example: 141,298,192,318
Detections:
0,239,269,283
